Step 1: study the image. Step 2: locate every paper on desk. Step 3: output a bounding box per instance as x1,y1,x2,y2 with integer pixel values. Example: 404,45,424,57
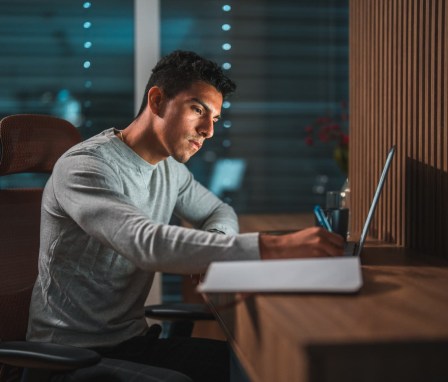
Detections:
197,256,362,293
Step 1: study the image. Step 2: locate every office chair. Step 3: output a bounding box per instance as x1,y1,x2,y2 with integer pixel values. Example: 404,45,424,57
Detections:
0,114,192,382
145,303,214,338
0,114,101,381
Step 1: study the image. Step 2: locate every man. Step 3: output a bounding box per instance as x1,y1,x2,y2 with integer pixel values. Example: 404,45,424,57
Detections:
27,51,344,381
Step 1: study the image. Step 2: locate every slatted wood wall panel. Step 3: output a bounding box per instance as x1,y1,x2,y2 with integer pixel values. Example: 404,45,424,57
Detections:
349,0,448,258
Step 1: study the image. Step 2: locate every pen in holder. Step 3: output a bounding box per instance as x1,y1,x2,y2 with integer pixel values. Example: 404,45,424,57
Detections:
313,205,332,232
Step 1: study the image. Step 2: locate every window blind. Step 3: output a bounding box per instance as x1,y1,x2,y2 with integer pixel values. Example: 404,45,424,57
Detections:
0,0,134,140
161,0,349,213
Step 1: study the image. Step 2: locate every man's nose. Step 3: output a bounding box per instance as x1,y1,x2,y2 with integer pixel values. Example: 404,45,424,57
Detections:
198,117,214,139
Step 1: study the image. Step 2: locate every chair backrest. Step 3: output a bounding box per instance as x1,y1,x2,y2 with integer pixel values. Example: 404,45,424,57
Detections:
0,114,82,342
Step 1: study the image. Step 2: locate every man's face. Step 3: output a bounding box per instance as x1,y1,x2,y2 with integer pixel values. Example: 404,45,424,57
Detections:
155,81,223,163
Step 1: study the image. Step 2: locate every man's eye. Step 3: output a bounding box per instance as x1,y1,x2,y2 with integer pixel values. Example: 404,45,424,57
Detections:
194,107,203,115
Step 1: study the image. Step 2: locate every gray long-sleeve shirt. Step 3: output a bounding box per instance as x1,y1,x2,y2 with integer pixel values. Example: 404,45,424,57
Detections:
27,128,259,348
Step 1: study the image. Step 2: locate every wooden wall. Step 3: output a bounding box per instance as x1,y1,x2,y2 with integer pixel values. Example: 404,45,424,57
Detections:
349,0,448,257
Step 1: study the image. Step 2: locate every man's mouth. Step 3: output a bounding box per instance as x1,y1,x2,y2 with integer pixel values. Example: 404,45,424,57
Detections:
189,140,203,150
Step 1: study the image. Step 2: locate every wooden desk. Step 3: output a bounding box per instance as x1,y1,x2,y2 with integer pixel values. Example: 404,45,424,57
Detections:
203,246,448,382
185,213,315,340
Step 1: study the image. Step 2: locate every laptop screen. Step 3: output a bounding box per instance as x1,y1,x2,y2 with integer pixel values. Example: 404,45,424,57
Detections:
355,145,396,256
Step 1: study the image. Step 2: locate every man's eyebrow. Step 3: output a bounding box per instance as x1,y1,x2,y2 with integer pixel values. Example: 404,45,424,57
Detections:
191,97,221,119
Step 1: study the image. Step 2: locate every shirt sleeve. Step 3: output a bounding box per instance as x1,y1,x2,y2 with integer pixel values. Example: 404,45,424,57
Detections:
49,152,260,274
172,161,239,235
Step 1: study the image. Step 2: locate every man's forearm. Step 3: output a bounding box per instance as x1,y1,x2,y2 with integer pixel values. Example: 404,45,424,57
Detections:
259,227,345,260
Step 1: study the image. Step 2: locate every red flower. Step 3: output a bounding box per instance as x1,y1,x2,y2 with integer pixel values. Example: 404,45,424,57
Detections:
303,101,349,174
318,131,330,142
304,125,313,133
305,136,314,146
329,124,341,131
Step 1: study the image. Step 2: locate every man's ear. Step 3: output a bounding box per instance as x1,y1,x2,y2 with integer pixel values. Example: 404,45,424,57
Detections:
147,86,164,116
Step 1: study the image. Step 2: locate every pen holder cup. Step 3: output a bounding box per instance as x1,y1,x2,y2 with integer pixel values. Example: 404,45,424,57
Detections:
327,208,349,240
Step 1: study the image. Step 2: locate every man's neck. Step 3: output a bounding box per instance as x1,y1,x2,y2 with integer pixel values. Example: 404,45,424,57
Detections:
120,117,167,165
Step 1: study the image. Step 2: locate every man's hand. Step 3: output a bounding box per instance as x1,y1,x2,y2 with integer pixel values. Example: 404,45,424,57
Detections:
259,227,345,260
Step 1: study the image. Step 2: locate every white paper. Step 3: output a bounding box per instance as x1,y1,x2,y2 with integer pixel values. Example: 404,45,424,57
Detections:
197,256,362,293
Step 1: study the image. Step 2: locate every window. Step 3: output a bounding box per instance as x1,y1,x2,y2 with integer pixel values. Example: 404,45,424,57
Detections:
0,1,133,139
0,0,134,188
161,0,349,213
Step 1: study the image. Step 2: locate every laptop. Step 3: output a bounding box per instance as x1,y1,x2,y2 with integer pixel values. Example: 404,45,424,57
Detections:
196,150,399,295
344,145,396,257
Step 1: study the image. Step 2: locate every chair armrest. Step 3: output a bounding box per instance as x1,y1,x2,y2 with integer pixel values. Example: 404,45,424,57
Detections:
0,341,101,371
144,303,214,321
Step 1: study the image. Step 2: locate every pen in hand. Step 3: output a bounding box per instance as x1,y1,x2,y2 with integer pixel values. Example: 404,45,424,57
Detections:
313,205,332,232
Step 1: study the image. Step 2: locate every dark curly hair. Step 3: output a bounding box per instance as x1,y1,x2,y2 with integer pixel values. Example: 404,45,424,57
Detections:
136,50,237,117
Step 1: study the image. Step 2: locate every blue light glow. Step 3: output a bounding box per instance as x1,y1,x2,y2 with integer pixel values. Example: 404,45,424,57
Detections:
222,139,231,148
223,101,231,109
83,2,91,9
222,24,231,31
83,61,91,69
84,41,92,49
83,21,92,29
222,5,231,12
223,120,232,128
222,62,232,70
222,43,232,51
